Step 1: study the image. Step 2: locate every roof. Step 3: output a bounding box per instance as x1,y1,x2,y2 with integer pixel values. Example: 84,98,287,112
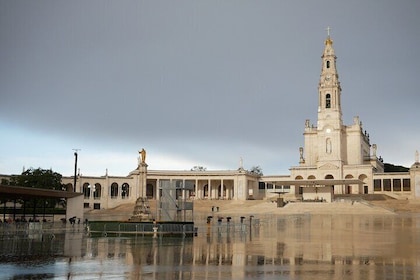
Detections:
0,185,83,199
262,179,364,187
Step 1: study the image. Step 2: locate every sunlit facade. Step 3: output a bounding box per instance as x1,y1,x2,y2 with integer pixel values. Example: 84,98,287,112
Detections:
2,35,420,210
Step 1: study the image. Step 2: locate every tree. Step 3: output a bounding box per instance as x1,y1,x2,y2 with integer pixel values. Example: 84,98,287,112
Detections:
9,168,66,210
10,168,64,190
191,166,207,171
1,178,10,185
0,178,10,205
250,166,263,176
384,163,409,172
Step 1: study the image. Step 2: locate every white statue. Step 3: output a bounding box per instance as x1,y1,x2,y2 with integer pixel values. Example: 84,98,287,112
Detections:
139,148,146,164
372,144,377,157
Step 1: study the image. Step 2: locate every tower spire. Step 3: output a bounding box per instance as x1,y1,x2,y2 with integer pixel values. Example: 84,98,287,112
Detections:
325,26,333,45
317,29,342,129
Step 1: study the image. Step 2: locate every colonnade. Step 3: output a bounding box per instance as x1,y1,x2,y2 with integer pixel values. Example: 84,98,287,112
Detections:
149,178,235,200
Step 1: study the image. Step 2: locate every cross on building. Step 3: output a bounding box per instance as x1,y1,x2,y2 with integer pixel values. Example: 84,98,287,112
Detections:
326,26,331,37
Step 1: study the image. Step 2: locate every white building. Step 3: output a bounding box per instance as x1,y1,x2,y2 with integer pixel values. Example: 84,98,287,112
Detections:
287,34,385,202
3,34,419,210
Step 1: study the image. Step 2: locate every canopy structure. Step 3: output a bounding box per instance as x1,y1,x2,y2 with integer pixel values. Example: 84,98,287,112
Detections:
264,179,364,187
0,185,83,221
0,185,82,199
265,179,364,202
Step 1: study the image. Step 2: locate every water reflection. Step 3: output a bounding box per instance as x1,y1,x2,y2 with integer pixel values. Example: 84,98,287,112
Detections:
1,214,420,279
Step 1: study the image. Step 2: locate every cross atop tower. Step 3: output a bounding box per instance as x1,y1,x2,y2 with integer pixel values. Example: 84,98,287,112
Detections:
326,26,331,37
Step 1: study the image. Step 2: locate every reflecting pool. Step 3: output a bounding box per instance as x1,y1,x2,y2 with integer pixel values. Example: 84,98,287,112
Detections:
1,214,420,279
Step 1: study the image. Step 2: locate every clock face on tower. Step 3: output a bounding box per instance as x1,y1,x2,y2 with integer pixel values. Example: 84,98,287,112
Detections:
325,75,331,81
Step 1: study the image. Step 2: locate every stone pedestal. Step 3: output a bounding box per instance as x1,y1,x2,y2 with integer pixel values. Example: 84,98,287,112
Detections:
138,163,148,198
410,161,420,199
129,162,148,199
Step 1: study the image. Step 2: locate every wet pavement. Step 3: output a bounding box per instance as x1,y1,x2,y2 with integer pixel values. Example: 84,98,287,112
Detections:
1,213,420,279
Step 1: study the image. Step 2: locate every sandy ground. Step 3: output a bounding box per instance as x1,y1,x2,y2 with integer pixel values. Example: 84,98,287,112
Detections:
193,199,395,216
85,196,420,221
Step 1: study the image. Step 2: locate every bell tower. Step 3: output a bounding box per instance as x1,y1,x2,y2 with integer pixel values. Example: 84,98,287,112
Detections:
315,28,345,168
292,29,382,196
317,27,343,130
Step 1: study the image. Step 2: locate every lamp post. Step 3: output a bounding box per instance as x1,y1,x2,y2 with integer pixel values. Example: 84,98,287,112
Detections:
73,149,80,192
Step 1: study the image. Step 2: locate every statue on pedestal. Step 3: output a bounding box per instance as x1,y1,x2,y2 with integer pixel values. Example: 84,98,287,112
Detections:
138,148,146,165
372,144,377,157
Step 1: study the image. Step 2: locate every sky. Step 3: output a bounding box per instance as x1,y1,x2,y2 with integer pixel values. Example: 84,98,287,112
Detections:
1,1,419,177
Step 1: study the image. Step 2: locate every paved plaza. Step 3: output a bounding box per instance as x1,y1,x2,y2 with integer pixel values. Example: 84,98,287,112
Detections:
84,197,420,222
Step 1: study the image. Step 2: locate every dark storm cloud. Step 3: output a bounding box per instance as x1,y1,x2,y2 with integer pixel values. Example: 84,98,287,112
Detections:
1,1,419,176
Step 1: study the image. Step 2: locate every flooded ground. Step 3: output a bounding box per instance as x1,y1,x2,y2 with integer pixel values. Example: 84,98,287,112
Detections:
1,213,420,279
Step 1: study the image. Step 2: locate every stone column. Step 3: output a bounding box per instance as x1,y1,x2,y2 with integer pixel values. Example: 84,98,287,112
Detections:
103,174,109,208
410,154,420,198
137,163,148,197
195,179,198,199
66,195,84,221
221,179,224,200
156,179,160,201
208,179,212,199
182,179,186,200
264,182,267,198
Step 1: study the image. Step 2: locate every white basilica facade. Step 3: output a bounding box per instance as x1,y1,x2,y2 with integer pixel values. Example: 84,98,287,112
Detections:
38,35,420,209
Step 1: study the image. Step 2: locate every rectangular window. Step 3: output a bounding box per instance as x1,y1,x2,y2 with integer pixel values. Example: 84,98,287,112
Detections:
374,179,382,191
94,203,100,209
393,179,401,191
267,184,273,189
403,179,411,191
259,182,265,190
383,179,391,191
83,203,90,208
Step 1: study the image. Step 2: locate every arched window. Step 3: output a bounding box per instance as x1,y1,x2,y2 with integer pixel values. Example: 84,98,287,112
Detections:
83,183,90,199
65,183,73,192
122,183,130,199
345,175,354,194
295,176,303,194
110,182,118,199
326,60,330,68
94,183,101,199
326,94,331,108
325,174,335,191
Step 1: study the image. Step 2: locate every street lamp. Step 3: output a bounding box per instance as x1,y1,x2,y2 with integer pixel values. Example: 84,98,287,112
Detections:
73,149,80,192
